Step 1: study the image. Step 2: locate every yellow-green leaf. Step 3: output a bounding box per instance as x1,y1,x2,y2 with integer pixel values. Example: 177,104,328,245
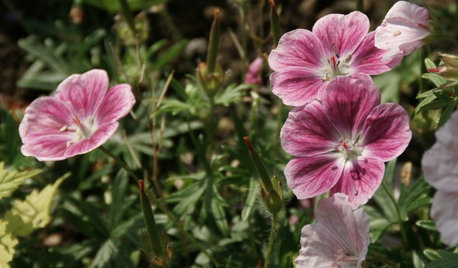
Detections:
0,162,42,200
4,174,69,237
0,220,18,268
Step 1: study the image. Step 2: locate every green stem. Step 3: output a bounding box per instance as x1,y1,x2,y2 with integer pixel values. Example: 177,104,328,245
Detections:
99,146,140,181
118,0,137,36
265,215,277,268
98,146,218,266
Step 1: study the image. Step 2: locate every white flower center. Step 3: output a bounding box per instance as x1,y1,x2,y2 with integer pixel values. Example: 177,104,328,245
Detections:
60,116,98,147
322,55,352,81
335,138,363,162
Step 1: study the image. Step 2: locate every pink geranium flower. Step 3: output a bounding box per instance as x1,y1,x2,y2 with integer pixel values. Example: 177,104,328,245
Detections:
375,1,430,60
244,57,263,85
296,193,370,268
422,109,458,245
268,11,400,106
280,76,411,207
19,69,135,161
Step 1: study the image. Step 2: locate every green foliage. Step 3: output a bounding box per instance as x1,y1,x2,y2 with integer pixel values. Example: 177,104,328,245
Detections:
0,220,18,268
0,163,41,200
4,174,68,237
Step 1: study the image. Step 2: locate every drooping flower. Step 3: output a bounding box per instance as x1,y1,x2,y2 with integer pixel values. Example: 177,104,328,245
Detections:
375,1,430,61
296,193,370,268
19,69,135,161
280,76,411,207
422,109,458,246
244,57,263,85
268,11,400,106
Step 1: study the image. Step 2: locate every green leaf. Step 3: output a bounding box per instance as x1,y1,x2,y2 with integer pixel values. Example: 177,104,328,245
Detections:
373,160,399,221
0,220,18,268
0,163,42,200
425,250,458,268
211,193,230,236
214,84,251,107
416,220,438,232
424,58,437,70
4,174,69,237
152,40,187,71
415,94,438,114
438,101,456,126
421,73,447,87
398,176,431,217
241,178,259,222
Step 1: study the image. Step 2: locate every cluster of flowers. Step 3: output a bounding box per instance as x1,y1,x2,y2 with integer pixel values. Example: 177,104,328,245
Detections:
268,1,430,266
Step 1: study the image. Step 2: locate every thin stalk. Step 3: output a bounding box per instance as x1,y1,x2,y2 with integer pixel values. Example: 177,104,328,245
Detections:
99,146,140,181
98,146,218,266
264,215,277,268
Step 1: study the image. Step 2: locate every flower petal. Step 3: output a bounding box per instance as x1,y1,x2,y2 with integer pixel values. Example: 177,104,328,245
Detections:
284,155,344,200
330,157,385,208
435,109,458,149
351,31,402,75
55,69,109,118
296,194,369,268
268,29,326,71
281,101,339,157
270,67,326,106
361,103,411,162
431,191,458,246
422,142,458,192
96,84,136,124
375,1,429,59
323,76,380,138
19,97,75,161
312,11,369,58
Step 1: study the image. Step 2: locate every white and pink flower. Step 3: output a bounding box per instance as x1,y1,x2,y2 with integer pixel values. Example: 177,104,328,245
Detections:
296,193,370,268
422,109,458,246
268,11,400,106
281,76,411,207
375,1,430,60
19,69,135,161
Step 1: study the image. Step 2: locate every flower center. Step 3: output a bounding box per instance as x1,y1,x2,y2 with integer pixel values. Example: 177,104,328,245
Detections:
336,139,363,161
323,55,352,81
60,116,98,147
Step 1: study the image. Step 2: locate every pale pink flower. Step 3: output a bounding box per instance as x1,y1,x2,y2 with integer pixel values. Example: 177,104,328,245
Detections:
375,1,430,60
268,11,400,106
281,76,411,207
431,191,458,246
422,109,458,245
244,57,263,85
296,193,370,268
19,69,135,161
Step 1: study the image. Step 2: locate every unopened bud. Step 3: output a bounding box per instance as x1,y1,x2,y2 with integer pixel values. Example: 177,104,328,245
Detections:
69,6,84,25
428,53,458,82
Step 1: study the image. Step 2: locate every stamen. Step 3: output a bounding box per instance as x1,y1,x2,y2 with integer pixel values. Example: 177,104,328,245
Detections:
59,126,68,132
392,30,402,36
330,56,337,67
